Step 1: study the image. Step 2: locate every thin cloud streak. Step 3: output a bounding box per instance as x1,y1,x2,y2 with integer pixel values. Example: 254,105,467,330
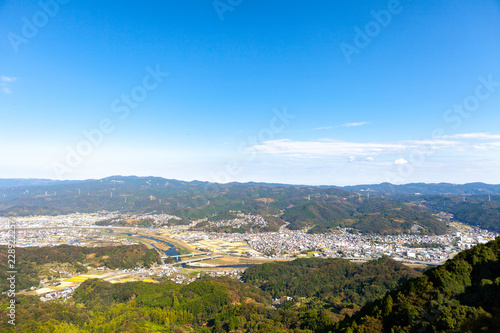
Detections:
439,133,500,140
1,76,16,82
249,139,406,156
312,126,334,130
248,136,500,159
341,121,369,127
297,122,369,132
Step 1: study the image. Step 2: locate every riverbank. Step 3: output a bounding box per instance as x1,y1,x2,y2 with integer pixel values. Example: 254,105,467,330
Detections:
137,231,195,255
100,229,155,249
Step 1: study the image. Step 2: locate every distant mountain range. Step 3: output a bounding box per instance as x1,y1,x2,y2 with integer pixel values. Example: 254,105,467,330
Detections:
0,176,498,234
3,177,499,195
342,182,500,195
0,178,89,188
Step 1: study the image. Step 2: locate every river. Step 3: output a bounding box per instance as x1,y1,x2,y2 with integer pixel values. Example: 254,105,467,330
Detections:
107,229,180,258
109,229,254,268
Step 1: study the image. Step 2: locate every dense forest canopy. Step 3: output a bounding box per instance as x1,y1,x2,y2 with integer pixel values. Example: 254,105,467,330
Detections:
340,236,500,332
243,256,421,311
0,244,160,292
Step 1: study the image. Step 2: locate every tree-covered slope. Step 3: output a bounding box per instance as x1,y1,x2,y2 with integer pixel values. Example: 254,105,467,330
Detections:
340,236,500,333
399,194,500,232
0,278,309,332
0,176,447,235
0,244,160,292
283,198,445,235
243,257,421,315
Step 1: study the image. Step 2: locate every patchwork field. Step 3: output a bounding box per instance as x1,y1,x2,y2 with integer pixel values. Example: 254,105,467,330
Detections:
188,238,259,255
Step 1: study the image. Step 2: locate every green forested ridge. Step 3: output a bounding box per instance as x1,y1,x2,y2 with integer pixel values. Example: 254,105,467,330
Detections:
0,176,446,235
339,236,500,333
1,239,499,332
0,244,160,292
1,278,311,332
282,198,445,235
243,257,421,314
401,194,500,232
339,182,500,233
452,201,500,231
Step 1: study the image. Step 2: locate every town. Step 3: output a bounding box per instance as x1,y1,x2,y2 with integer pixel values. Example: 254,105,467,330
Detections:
1,211,498,304
1,212,497,264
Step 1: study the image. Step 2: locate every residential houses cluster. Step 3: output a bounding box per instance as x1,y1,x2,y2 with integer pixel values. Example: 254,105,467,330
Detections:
40,286,75,302
205,212,268,229
1,212,498,265
0,227,139,247
169,224,498,264
109,212,182,225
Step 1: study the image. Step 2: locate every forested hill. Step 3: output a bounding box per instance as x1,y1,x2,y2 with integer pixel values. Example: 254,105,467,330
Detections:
243,256,421,316
0,176,446,235
340,236,500,333
0,244,160,292
343,181,500,233
411,195,500,233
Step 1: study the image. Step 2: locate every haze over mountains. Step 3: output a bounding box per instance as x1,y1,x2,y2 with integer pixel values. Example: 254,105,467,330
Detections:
0,179,87,188
3,177,500,194
343,182,500,195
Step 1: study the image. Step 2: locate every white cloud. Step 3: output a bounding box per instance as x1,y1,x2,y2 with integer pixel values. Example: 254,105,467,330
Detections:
298,122,368,132
439,133,500,140
405,139,458,146
394,158,408,165
249,139,406,157
404,139,460,150
248,134,500,161
297,126,334,132
1,76,17,82
470,142,500,150
341,121,369,127
366,157,374,161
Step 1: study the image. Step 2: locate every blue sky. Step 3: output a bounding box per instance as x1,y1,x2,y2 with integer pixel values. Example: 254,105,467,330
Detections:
1,0,499,185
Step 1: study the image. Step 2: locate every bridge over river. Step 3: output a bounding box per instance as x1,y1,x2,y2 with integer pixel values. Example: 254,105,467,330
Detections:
161,252,223,265
168,255,222,266
162,252,211,260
